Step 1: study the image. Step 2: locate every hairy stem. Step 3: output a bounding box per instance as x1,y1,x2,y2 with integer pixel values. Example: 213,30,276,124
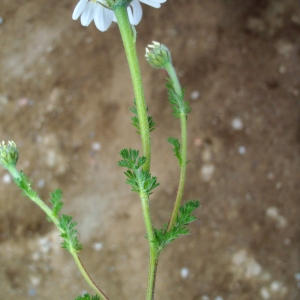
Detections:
114,3,151,171
8,167,109,299
165,64,188,231
139,191,159,300
71,251,109,300
114,5,158,300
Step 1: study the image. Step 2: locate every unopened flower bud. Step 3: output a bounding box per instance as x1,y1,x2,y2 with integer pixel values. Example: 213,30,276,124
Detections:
145,41,171,69
0,141,19,169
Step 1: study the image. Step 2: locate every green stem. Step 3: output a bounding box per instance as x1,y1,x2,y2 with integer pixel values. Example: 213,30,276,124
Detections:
139,192,159,300
165,64,188,231
113,5,158,300
8,167,109,299
71,250,109,300
113,3,151,171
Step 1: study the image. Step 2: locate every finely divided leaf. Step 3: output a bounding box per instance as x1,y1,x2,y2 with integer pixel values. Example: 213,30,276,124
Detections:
118,148,159,195
15,171,37,199
153,200,200,250
50,189,63,218
166,80,191,118
130,102,156,134
75,294,100,300
167,137,181,165
59,214,82,253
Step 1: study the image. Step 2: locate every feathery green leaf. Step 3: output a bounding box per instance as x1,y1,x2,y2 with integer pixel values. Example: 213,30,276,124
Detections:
75,294,100,300
166,79,191,118
130,102,156,134
50,189,63,218
59,214,82,253
118,148,159,195
153,200,200,250
15,171,38,199
167,137,181,165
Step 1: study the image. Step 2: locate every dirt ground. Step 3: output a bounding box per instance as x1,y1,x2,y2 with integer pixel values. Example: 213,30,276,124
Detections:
0,0,300,299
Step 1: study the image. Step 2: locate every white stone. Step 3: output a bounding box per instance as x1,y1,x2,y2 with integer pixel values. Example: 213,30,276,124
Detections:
232,249,262,278
200,164,215,182
38,237,52,253
2,173,11,184
294,272,300,281
93,242,103,251
266,207,287,228
180,267,189,279
266,207,278,218
92,142,101,151
260,287,270,299
29,275,41,286
37,178,45,188
190,90,200,100
238,146,246,155
231,117,243,130
270,281,281,292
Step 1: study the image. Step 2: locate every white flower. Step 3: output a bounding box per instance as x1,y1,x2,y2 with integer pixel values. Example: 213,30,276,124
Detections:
72,0,166,32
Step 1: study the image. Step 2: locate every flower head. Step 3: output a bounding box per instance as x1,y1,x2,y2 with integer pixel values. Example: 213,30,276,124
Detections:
145,41,171,69
0,141,19,169
72,0,166,31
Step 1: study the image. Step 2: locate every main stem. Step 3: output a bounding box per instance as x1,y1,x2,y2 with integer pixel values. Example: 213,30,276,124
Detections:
113,4,151,171
113,5,158,300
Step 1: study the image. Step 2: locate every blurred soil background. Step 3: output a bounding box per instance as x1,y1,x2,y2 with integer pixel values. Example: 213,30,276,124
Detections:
1,0,300,299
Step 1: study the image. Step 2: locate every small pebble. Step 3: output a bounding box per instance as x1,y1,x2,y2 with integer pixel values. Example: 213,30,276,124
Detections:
93,242,103,251
238,146,246,155
270,281,281,292
38,237,52,253
30,275,41,286
266,207,278,218
294,273,300,281
37,178,45,188
0,17,3,25
201,296,210,300
260,287,270,299
190,90,200,100
17,98,29,107
215,297,224,300
180,267,189,279
200,164,215,182
231,117,243,130
91,142,101,151
279,65,286,74
193,137,202,147
2,173,11,184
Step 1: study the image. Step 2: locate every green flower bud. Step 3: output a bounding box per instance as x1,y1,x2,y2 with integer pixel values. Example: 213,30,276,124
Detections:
145,41,172,69
0,141,19,169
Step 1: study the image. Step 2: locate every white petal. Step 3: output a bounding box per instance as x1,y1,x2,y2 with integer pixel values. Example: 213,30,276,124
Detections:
94,4,113,31
81,1,96,26
128,0,142,25
139,0,165,8
72,0,88,20
112,13,117,23
127,5,134,25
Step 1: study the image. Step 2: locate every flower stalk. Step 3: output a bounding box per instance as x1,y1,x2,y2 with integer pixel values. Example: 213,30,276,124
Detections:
113,4,159,300
164,62,188,232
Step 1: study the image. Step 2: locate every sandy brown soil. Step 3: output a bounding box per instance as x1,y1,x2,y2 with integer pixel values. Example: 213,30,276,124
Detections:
1,0,300,299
